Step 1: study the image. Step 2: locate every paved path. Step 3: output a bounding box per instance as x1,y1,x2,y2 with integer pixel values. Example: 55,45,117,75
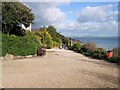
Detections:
2,49,118,88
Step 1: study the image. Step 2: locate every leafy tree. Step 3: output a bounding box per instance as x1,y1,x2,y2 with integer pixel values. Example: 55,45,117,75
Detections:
47,25,70,46
47,25,59,41
40,29,53,49
2,2,34,35
53,39,62,47
33,28,53,49
33,25,70,48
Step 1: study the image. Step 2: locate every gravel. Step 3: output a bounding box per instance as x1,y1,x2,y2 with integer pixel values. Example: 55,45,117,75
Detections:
2,49,118,88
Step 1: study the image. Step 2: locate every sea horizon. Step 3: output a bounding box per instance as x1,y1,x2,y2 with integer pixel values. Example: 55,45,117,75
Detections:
71,36,118,50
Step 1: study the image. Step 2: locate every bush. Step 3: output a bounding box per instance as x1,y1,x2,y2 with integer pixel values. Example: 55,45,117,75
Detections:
0,32,2,57
45,39,53,49
53,41,61,47
53,38,62,47
2,32,40,56
91,48,107,59
68,45,72,50
33,29,53,49
80,47,107,60
113,47,120,57
106,56,120,64
41,30,53,49
105,47,120,64
82,52,91,56
72,42,81,52
46,25,70,47
62,38,71,46
81,42,96,52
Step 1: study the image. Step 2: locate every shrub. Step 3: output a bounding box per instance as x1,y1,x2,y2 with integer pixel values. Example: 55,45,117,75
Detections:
0,32,2,57
53,41,61,47
82,52,91,56
81,42,96,52
2,32,40,56
80,47,107,60
33,30,53,49
62,38,71,46
68,45,72,50
113,47,120,57
106,56,120,64
72,42,81,52
41,30,53,49
45,39,53,49
91,48,107,59
46,25,70,46
105,47,120,64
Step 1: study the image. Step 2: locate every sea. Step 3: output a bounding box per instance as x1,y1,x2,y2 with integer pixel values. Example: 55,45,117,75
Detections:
72,37,119,50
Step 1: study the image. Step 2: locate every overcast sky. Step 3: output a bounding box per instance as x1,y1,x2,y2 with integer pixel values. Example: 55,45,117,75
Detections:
23,1,118,37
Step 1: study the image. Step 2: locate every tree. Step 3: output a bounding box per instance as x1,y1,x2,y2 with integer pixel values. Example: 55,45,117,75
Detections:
47,25,58,41
2,2,34,35
47,25,70,46
33,28,53,49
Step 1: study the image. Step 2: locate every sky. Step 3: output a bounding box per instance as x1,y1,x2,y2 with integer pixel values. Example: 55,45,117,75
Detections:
22,1,118,37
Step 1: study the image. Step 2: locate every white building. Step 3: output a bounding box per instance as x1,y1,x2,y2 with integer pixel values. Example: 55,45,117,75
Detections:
21,23,31,32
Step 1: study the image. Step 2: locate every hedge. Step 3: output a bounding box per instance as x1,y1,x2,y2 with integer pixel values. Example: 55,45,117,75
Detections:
0,32,2,56
2,32,40,56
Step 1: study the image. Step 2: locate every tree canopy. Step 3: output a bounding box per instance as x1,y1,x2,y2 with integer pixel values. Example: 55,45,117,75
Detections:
33,28,53,49
46,25,71,46
33,25,71,47
2,2,34,35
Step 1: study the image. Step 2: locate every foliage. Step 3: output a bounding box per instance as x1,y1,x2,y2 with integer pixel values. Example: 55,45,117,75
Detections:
91,48,107,59
80,47,107,60
106,56,120,64
105,47,120,64
111,56,120,64
2,2,34,35
53,39,62,47
81,42,96,52
47,26,58,41
0,32,2,56
70,41,107,60
33,29,53,49
2,32,40,56
10,26,26,36
46,25,70,46
62,37,71,46
33,25,70,48
112,47,120,57
79,45,120,64
72,42,81,52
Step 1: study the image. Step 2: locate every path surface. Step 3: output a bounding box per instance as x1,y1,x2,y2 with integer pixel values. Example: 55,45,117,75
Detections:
2,49,118,88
